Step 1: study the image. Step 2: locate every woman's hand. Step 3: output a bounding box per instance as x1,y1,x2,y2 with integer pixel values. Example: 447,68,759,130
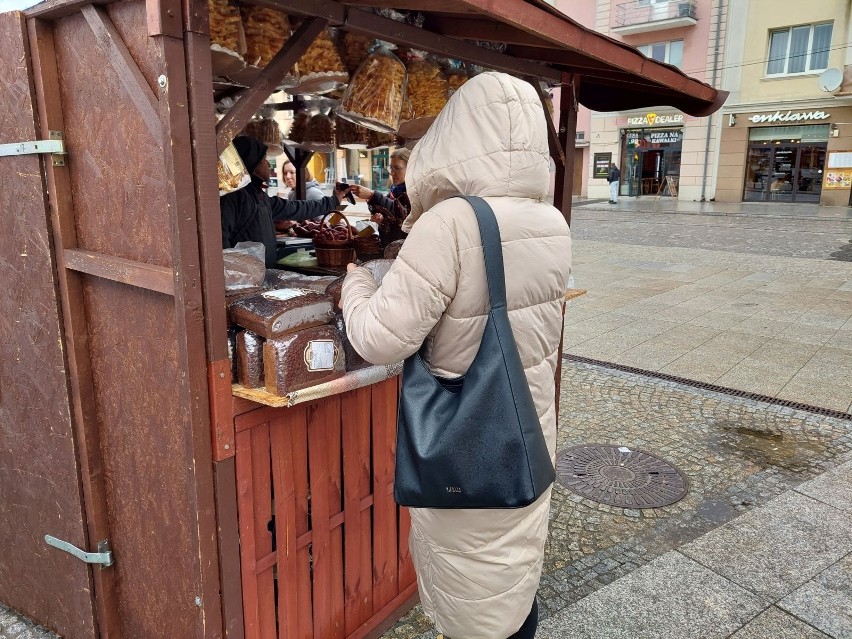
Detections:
350,184,374,201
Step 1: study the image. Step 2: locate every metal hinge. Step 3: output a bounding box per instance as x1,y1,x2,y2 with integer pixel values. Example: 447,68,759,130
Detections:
0,130,66,166
44,535,114,569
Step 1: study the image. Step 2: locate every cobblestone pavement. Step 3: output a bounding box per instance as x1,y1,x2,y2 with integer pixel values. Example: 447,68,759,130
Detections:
381,361,852,639
0,605,59,639
569,208,852,261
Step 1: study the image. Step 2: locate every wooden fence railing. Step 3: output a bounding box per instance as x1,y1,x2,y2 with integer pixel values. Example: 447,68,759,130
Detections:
235,377,416,639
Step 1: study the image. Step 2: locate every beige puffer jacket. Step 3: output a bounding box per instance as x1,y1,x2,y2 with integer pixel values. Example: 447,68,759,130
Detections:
341,72,572,639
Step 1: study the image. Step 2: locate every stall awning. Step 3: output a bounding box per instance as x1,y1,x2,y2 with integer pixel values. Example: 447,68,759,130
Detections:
265,0,726,117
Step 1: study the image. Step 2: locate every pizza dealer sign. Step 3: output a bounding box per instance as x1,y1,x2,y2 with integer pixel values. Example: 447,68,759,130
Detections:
626,112,685,126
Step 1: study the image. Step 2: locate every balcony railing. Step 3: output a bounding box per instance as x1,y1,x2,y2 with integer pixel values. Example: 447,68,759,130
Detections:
612,0,698,35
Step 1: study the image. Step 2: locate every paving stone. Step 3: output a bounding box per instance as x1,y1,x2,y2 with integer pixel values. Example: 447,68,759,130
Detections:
729,607,831,638
680,491,852,600
536,552,765,639
779,554,852,639
794,461,852,513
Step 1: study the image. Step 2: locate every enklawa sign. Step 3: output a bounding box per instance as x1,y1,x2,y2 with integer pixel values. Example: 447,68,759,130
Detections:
626,113,684,126
748,110,830,123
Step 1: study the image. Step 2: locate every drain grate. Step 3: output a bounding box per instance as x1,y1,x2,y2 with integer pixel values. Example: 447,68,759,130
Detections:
556,444,688,508
564,354,852,422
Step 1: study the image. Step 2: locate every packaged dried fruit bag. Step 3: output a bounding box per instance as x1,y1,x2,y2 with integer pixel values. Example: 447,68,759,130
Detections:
208,0,241,53
340,32,375,74
337,43,407,134
292,26,349,95
398,51,448,139
241,6,290,69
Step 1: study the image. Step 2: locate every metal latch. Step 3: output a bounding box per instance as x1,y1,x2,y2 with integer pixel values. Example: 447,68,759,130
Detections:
0,130,66,166
44,535,114,569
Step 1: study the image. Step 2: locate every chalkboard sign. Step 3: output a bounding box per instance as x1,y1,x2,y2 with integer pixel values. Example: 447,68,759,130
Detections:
593,152,612,179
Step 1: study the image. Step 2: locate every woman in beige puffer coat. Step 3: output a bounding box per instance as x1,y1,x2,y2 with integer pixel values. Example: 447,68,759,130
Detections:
341,72,573,639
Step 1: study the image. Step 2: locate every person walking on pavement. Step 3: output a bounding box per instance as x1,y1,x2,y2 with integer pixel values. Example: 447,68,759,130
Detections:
607,162,621,203
339,72,572,639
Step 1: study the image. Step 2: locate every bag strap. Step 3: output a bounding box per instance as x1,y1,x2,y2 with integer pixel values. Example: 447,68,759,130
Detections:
458,196,507,310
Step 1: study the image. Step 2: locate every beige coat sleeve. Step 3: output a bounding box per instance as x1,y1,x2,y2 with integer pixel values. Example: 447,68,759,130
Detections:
341,212,459,365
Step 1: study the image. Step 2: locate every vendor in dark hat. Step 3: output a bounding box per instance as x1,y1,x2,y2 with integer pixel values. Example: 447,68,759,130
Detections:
221,135,350,267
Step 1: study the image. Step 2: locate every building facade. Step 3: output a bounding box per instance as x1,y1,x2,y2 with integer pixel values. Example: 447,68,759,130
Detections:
716,0,852,206
586,0,727,201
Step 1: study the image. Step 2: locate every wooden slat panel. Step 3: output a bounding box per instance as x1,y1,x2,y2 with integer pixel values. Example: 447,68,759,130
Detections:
251,425,276,639
291,406,314,639
213,458,245,639
236,424,276,639
346,584,419,639
235,428,259,639
270,410,300,639
371,378,399,610
398,507,416,590
64,248,175,296
342,387,374,634
328,397,346,639
308,398,345,639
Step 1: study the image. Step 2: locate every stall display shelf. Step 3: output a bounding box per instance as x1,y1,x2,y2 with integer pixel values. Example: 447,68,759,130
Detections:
232,362,402,407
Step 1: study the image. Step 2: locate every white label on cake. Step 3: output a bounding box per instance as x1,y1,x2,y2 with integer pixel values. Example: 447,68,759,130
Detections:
305,340,335,371
262,288,309,301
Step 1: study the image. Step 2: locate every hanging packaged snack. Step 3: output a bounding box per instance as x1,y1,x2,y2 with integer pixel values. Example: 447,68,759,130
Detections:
283,111,310,145
398,52,448,139
299,113,335,153
241,6,291,70
366,129,395,150
442,59,470,95
291,27,349,95
218,142,251,195
209,0,245,75
240,116,285,156
337,43,407,134
334,115,369,149
340,32,375,74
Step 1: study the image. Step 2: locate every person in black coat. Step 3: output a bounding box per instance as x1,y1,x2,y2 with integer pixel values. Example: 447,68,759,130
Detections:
221,136,350,267
607,162,621,204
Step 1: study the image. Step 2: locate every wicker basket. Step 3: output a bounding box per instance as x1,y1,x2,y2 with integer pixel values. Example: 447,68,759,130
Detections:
353,234,383,261
313,212,355,267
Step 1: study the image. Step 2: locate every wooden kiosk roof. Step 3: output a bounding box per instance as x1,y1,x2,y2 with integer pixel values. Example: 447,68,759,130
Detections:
254,0,728,117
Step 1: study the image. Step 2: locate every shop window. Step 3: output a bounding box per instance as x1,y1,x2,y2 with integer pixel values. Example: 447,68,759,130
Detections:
766,22,832,76
637,40,683,68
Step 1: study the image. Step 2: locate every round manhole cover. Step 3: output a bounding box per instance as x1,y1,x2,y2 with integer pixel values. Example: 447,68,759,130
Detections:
556,444,688,508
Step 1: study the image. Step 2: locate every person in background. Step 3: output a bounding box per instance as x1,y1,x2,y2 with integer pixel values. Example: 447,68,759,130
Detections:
282,161,324,201
221,136,350,267
607,162,621,204
350,147,410,212
279,161,296,199
339,72,572,639
350,147,411,244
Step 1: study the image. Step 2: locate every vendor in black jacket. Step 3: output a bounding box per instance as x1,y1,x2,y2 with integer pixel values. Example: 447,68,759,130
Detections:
221,136,350,267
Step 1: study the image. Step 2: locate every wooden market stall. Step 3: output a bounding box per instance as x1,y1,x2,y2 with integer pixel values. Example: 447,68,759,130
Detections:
0,1,726,638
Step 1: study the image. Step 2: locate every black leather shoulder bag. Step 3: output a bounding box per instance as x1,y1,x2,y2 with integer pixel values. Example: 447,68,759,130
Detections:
394,195,555,509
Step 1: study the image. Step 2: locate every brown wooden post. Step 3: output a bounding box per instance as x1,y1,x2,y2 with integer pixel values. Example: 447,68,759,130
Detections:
553,72,579,226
